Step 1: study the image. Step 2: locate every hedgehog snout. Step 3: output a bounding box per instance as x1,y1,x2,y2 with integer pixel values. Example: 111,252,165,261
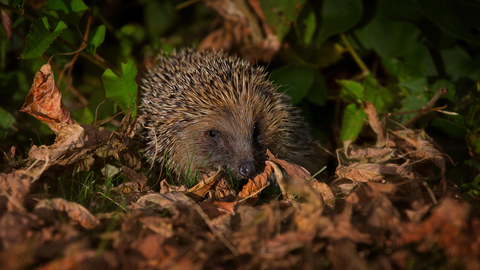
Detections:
239,161,256,178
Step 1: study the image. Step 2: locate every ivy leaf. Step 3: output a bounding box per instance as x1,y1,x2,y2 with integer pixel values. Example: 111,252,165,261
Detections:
317,0,363,43
260,0,307,41
44,0,88,25
340,103,366,143
270,65,315,105
0,107,15,130
21,17,67,59
102,60,138,118
87,25,106,55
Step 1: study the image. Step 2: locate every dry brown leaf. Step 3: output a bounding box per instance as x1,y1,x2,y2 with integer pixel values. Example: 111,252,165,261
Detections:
20,63,73,134
186,167,222,201
139,216,174,238
237,162,273,204
336,163,411,183
364,101,385,146
201,201,238,219
136,192,194,209
34,198,100,229
36,250,119,270
200,0,280,62
1,9,12,40
213,178,236,200
160,179,188,193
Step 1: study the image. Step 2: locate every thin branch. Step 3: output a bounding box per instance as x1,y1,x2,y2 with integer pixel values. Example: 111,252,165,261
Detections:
404,87,449,127
340,33,370,75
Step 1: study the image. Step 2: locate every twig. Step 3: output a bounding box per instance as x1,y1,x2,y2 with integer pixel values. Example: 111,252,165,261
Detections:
193,204,238,256
422,181,438,205
404,87,449,127
340,33,370,75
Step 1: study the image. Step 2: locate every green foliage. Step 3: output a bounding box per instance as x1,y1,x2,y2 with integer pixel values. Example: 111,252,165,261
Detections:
102,60,138,118
21,17,67,59
0,107,15,130
316,0,362,43
260,0,307,41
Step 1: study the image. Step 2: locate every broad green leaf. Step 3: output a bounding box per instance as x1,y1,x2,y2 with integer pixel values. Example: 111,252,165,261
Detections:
404,43,438,77
87,25,105,55
428,79,456,101
441,46,475,82
356,12,420,58
21,17,67,59
44,0,87,13
363,74,393,113
399,77,427,94
382,57,406,78
338,79,363,102
102,60,138,118
305,70,327,106
340,103,366,143
270,65,314,105
44,0,88,25
417,0,480,43
259,0,307,41
317,0,363,43
301,10,316,45
0,107,15,129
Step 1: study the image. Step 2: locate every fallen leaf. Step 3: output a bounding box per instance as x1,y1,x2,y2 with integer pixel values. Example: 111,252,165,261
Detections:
20,63,73,134
34,198,100,229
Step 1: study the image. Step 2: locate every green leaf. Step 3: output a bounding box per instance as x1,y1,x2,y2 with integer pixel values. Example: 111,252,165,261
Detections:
301,10,316,45
399,77,428,94
363,74,393,113
441,46,475,82
338,79,364,102
398,77,429,124
340,103,366,143
21,17,67,59
44,0,88,25
317,0,363,43
270,65,315,105
44,0,88,13
356,11,421,58
0,107,15,129
87,25,105,55
259,0,307,41
404,43,438,77
305,70,327,106
417,0,480,43
102,60,138,118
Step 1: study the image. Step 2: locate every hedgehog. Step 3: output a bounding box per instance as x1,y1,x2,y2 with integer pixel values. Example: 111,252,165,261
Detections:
138,49,320,183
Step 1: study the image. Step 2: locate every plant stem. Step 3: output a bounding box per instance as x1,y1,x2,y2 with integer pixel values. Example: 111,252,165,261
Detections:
340,33,370,75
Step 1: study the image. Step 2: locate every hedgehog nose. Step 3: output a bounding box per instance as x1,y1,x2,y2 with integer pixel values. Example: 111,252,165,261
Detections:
239,161,256,178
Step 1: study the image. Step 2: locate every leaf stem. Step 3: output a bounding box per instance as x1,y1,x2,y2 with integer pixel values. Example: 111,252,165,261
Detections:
340,33,370,75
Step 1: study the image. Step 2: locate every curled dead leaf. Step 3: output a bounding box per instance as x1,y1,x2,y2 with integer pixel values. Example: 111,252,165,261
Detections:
20,63,73,134
34,198,100,229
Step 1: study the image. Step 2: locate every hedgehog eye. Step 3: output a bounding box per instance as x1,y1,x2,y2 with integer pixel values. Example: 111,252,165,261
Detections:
208,130,218,138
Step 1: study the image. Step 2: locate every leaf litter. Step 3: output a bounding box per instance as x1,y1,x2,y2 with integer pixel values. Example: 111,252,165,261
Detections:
0,65,479,270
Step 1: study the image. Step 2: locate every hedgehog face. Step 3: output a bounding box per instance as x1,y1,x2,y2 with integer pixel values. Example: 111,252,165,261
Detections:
174,113,267,181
